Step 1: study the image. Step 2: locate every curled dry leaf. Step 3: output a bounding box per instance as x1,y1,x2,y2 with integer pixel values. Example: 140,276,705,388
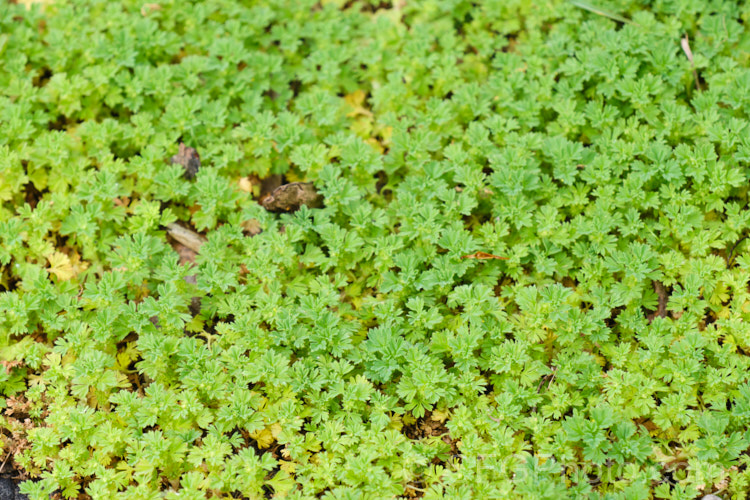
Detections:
681,35,694,65
171,241,198,265
681,34,702,91
170,143,201,179
165,223,205,254
460,251,509,260
261,182,323,212
241,218,262,236
0,360,23,374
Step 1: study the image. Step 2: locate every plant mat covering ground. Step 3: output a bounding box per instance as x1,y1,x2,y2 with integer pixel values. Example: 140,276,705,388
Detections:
2,0,750,499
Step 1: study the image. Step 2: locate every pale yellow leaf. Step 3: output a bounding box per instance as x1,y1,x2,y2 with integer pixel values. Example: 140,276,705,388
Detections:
47,251,74,281
47,251,88,281
344,90,373,118
69,251,89,277
250,423,282,449
430,409,450,423
279,460,296,474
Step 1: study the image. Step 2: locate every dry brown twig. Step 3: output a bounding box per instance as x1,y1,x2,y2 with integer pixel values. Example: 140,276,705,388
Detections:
0,449,11,474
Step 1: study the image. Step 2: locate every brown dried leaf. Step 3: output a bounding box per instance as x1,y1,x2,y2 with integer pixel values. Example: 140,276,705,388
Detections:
0,361,23,374
241,218,262,236
170,143,201,179
654,281,668,318
171,241,198,265
460,251,509,260
113,196,130,207
5,397,32,417
647,281,669,323
261,182,323,213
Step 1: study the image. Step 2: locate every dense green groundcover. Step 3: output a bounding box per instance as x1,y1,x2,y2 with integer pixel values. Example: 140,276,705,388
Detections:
3,0,750,498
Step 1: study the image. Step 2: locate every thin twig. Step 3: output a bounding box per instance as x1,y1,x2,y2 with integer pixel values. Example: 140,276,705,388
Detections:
536,375,548,394
0,449,12,474
548,367,558,389
536,367,558,393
